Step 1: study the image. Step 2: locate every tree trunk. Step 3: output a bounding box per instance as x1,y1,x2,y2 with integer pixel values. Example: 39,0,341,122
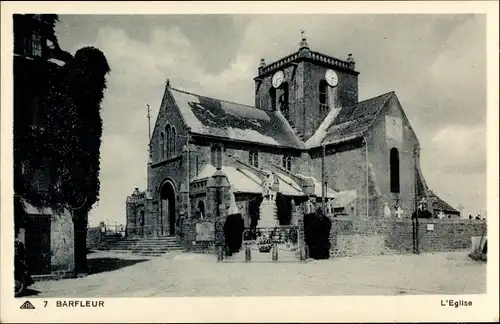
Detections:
72,210,88,274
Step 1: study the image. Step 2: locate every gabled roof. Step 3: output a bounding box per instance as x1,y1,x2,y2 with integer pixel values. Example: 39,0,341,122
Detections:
169,88,304,149
428,190,459,214
306,91,395,148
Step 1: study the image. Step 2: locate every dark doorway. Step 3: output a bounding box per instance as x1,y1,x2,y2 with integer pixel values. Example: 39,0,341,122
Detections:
160,181,176,236
24,214,51,275
197,200,205,219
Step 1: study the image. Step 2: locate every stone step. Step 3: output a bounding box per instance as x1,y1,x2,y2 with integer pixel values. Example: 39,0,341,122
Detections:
134,252,166,256
132,247,184,251
135,242,184,246
134,247,183,250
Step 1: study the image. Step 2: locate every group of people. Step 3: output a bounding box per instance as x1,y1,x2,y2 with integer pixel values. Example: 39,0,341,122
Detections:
469,214,486,220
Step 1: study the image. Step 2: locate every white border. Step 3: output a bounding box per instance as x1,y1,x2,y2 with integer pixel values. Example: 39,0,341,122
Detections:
1,1,498,323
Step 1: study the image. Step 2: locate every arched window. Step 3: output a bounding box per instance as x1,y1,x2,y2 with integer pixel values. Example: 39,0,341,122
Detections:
249,150,259,168
160,132,165,160
165,125,171,158
211,144,222,168
319,80,329,112
171,127,176,156
269,87,276,111
279,82,290,120
198,200,205,219
282,155,292,171
390,148,400,193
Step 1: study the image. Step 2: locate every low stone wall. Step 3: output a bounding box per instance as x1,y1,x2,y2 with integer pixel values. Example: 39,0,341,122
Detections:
50,210,75,273
330,218,487,257
86,227,101,250
180,218,215,252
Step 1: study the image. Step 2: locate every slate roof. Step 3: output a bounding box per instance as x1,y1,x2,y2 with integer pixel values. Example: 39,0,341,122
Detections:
428,191,459,214
307,91,395,148
170,88,304,149
415,167,459,214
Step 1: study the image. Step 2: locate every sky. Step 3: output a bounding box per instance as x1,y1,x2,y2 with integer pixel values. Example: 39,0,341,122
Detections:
53,14,487,226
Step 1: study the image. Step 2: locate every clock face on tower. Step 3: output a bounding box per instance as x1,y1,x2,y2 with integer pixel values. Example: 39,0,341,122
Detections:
325,69,338,87
272,71,285,88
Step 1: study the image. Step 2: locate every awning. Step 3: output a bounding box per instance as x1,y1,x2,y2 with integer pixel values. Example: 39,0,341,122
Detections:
192,164,262,194
192,164,354,200
295,174,337,198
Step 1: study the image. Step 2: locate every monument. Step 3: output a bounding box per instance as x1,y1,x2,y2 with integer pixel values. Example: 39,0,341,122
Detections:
259,171,279,228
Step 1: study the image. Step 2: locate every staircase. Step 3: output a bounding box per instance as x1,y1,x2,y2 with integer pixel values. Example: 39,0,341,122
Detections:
104,236,184,256
288,120,305,141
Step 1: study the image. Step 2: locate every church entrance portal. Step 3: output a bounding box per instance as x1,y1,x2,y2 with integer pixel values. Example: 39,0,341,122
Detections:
160,181,176,236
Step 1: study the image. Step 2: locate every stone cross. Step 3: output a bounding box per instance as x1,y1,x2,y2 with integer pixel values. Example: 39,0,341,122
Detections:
418,198,427,211
438,211,445,219
395,206,403,219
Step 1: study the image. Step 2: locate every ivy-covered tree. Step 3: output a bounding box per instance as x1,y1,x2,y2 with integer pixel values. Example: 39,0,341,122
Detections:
14,14,110,273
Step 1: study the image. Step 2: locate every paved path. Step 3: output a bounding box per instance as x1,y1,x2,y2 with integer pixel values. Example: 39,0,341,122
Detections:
30,250,486,297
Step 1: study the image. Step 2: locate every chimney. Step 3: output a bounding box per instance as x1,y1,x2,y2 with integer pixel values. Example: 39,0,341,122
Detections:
347,53,355,70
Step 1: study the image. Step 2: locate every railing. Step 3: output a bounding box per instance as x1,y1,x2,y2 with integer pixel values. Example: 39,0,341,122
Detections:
242,225,300,253
103,223,126,237
259,50,354,76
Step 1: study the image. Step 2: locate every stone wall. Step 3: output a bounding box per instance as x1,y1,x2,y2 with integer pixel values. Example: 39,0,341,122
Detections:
180,218,216,253
50,210,75,273
86,227,101,250
366,95,419,216
330,218,487,257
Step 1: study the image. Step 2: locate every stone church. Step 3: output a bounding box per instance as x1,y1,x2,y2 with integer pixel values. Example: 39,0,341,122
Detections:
126,36,458,242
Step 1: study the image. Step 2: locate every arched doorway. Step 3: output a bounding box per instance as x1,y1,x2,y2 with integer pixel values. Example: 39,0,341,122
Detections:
160,181,176,236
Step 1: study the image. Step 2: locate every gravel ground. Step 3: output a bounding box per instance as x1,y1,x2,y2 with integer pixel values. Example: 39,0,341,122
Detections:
29,250,486,297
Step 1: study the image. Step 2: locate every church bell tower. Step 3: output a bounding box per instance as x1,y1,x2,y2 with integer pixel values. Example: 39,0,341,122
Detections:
254,33,359,141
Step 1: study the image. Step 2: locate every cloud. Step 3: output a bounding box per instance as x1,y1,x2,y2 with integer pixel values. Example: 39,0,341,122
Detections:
84,24,265,224
428,125,486,174
52,15,487,225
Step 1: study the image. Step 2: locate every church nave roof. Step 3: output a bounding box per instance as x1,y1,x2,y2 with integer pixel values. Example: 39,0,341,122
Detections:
170,88,305,149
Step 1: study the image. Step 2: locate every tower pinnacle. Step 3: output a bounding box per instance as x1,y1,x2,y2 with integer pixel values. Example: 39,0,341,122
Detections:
299,29,309,49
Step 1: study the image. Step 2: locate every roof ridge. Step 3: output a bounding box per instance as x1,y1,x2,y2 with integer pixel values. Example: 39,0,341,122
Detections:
358,91,395,104
170,87,258,110
356,91,395,136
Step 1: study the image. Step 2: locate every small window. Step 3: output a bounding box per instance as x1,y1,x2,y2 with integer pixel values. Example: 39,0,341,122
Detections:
165,125,171,158
390,148,400,193
32,168,50,192
269,87,276,111
195,154,200,175
160,132,165,160
282,155,292,171
249,151,259,168
31,30,42,57
319,80,328,112
211,144,222,168
171,127,176,156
